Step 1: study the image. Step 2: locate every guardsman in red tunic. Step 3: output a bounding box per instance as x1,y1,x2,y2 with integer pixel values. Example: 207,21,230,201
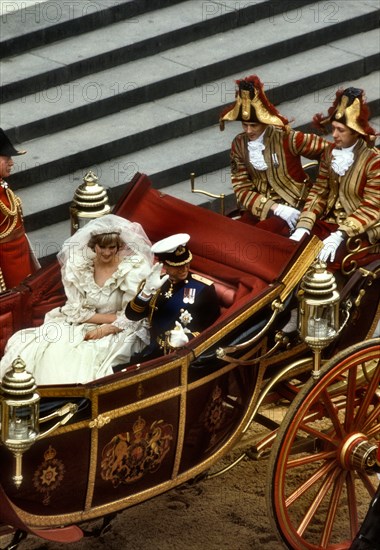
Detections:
219,75,328,236
0,128,38,291
291,87,380,271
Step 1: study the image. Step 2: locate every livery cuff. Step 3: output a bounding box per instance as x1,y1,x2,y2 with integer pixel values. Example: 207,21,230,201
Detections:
297,211,316,232
338,218,362,238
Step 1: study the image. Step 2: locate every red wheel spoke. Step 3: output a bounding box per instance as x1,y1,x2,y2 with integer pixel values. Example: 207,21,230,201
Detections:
267,342,380,550
320,389,346,439
286,460,336,507
296,421,339,447
344,365,358,432
356,470,378,498
320,471,346,548
346,471,360,538
287,451,336,470
353,358,380,431
362,403,380,434
296,467,341,538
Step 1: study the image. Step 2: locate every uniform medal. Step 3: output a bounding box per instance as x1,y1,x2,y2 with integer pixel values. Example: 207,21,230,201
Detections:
183,288,196,304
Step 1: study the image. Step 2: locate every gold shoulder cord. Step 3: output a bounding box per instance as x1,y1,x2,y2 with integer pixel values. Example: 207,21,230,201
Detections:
0,268,6,292
0,188,23,292
0,188,22,239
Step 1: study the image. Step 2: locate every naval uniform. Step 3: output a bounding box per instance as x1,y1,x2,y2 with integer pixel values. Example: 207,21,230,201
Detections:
125,272,220,356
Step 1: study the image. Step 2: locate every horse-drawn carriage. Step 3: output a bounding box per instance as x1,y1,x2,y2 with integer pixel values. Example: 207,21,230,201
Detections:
0,172,379,549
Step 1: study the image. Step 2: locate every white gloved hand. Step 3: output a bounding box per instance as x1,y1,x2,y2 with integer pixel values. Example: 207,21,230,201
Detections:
168,321,189,348
142,263,169,297
290,228,310,241
318,231,345,263
273,204,300,231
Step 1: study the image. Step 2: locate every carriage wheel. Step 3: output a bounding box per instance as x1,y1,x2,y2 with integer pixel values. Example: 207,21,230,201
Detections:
266,339,380,550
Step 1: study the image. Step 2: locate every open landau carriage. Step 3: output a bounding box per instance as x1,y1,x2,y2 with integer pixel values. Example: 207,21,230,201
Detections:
0,172,379,550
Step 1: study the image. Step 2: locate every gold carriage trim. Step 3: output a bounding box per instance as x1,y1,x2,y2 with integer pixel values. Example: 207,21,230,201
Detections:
341,236,380,276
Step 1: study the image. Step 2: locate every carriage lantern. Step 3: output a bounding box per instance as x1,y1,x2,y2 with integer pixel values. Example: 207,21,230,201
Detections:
0,358,79,487
70,170,111,234
0,357,40,488
297,261,340,379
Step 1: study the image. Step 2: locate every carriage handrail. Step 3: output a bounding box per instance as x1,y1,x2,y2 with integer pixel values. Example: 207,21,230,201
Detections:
216,330,290,366
190,172,225,215
37,402,78,439
215,277,351,366
216,299,285,361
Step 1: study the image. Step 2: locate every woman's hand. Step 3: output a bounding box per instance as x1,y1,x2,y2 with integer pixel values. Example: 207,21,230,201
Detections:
84,313,117,325
84,324,121,341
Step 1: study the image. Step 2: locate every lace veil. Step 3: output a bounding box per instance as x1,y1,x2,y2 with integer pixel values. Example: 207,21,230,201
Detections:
57,214,153,269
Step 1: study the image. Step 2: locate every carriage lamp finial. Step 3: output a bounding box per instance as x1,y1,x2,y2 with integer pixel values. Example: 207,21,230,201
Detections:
297,261,340,378
70,170,111,234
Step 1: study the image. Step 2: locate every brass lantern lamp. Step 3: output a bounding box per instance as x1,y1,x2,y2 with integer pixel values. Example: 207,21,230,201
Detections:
70,170,111,234
0,357,40,488
0,358,79,487
298,261,340,379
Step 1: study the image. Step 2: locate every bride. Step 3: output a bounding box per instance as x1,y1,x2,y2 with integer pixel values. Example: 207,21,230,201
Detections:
0,214,153,384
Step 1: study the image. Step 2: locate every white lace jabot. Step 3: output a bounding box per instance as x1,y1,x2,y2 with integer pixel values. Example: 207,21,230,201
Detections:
248,133,268,171
331,143,356,176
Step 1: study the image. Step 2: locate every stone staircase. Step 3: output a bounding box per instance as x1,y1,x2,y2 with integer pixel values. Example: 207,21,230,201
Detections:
0,0,379,260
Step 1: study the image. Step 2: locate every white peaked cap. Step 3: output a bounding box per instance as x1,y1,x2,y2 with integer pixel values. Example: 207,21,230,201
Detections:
151,233,190,254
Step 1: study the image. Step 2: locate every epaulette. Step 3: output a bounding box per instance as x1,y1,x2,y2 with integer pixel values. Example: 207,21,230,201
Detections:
191,273,214,286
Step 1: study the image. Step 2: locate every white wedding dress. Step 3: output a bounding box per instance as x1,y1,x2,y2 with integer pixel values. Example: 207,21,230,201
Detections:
0,251,151,385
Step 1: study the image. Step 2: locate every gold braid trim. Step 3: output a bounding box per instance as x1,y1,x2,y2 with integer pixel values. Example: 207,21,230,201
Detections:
0,188,22,239
0,267,6,292
148,289,160,325
132,278,160,325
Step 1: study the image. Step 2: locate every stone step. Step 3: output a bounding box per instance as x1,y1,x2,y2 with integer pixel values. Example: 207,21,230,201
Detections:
3,0,378,143
24,74,380,260
0,0,187,58
1,0,308,103
4,6,379,192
